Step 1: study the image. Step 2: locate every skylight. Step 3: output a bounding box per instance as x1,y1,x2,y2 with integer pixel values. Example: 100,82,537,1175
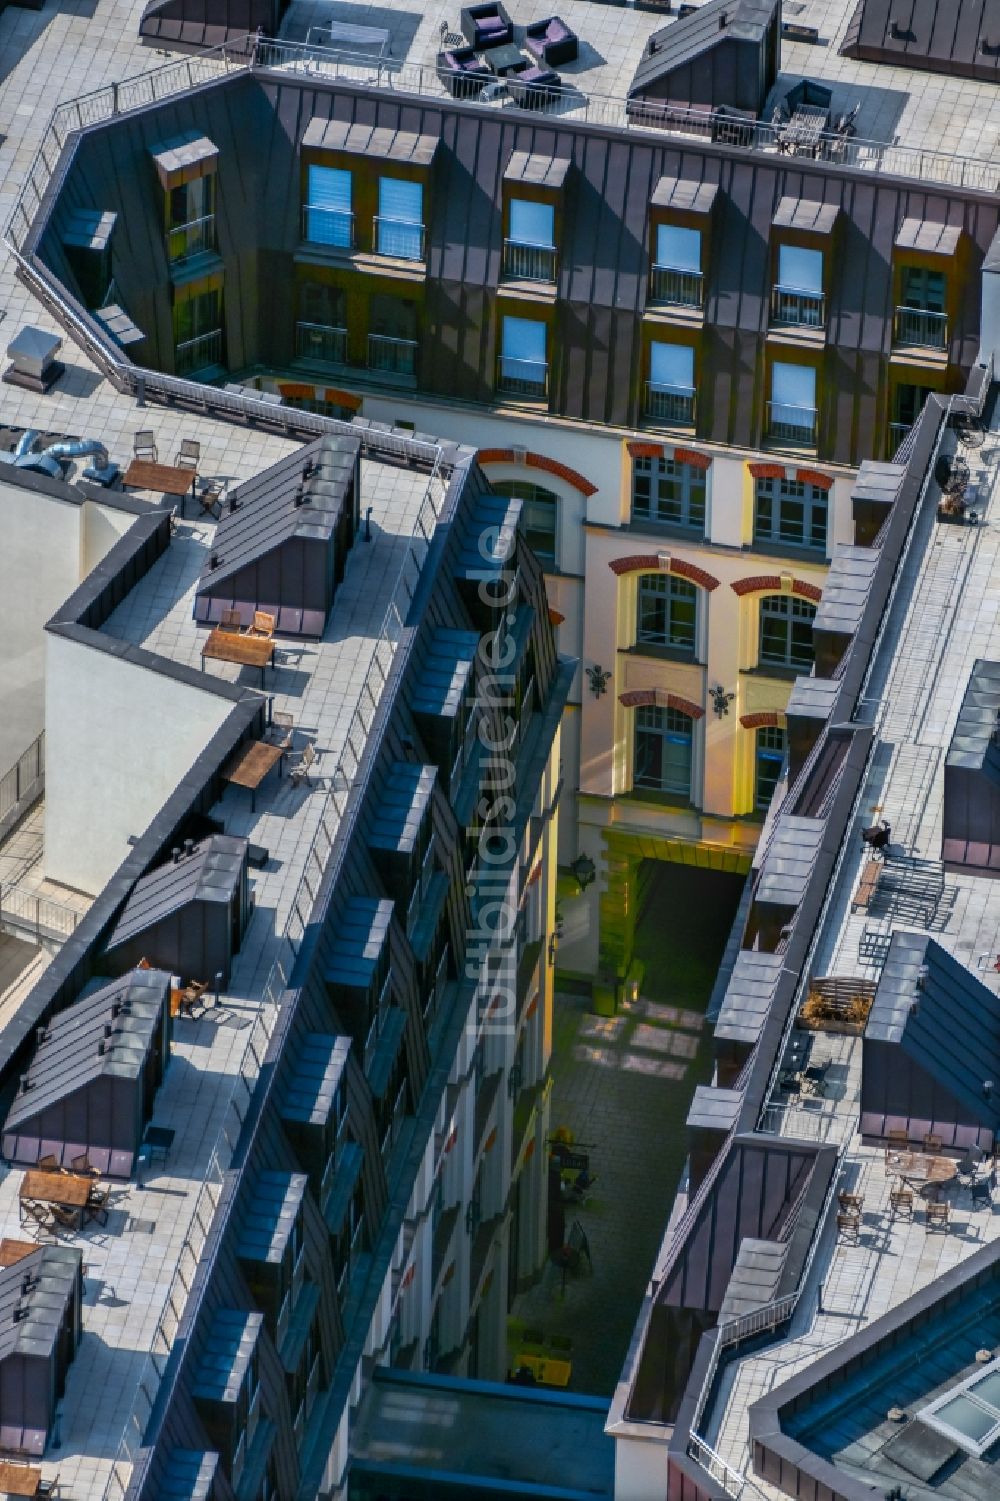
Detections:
920,1357,1000,1457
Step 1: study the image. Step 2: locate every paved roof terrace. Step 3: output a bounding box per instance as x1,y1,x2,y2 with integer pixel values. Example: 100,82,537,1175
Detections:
700,409,1000,1497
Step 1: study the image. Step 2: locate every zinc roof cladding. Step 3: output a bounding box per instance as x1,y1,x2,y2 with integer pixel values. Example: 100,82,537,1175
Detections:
503,149,571,190
866,932,1000,1131
197,433,360,593
368,764,437,856
454,492,522,581
772,196,840,236
813,546,879,638
149,128,218,180
785,676,841,721
191,1308,263,1404
687,1084,742,1132
4,970,169,1130
323,897,393,990
843,0,1000,80
60,208,117,251
237,1171,307,1265
895,215,963,256
301,117,438,166
715,951,784,1045
755,815,826,907
159,1450,219,1501
279,1033,350,1127
650,175,719,214
852,459,906,509
630,0,777,93
0,1245,79,1363
104,835,247,951
946,659,1000,770
410,628,479,720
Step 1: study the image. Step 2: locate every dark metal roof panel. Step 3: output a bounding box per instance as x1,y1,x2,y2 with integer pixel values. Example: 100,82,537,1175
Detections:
105,835,247,950
946,659,1000,768
687,1084,742,1132
301,117,438,166
756,816,826,907
237,1171,307,1264
368,764,437,855
410,628,478,719
159,1450,219,1501
895,215,963,256
280,1033,351,1127
716,951,784,1044
323,898,393,987
504,148,570,189
149,129,218,178
786,676,841,721
772,196,840,235
650,175,719,214
630,0,777,94
191,1308,263,1403
852,459,905,507
0,1245,79,1364
813,546,880,637
454,492,521,578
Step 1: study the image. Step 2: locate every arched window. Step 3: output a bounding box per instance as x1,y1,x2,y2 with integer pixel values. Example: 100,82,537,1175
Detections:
755,725,787,809
636,574,697,656
503,481,558,569
759,594,816,672
634,705,693,797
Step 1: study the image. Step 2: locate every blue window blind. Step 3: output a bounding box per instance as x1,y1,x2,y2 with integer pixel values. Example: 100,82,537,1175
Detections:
777,244,823,293
509,199,555,248
650,342,694,391
378,179,424,260
656,224,701,271
306,166,352,248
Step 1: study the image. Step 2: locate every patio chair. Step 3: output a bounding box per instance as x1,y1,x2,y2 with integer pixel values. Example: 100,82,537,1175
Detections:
219,608,242,633
38,1479,60,1498
21,1201,51,1235
926,1200,950,1230
37,1155,60,1172
244,610,276,640
838,1190,863,1213
290,743,317,788
836,1211,860,1243
971,1177,995,1210
71,1154,99,1179
197,479,224,519
133,431,158,462
923,1132,943,1153
50,1205,79,1234
175,438,200,470
958,1144,985,1183
889,1186,913,1217
885,1128,908,1164
178,978,209,1014
268,711,294,751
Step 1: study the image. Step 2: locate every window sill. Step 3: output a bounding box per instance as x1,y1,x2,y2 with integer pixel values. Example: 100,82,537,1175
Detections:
641,418,697,439
627,516,706,543
622,788,698,812
497,279,558,304
766,323,827,347
889,343,949,367
741,664,805,682
745,539,827,565
621,643,703,666
294,243,427,282
494,391,549,413
762,434,819,458
168,250,224,287
642,304,705,329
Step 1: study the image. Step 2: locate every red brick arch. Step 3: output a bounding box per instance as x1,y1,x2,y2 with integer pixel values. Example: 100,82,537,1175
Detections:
731,574,822,604
477,448,598,497
740,711,784,730
609,554,720,591
747,462,833,490
618,689,705,720
626,441,713,471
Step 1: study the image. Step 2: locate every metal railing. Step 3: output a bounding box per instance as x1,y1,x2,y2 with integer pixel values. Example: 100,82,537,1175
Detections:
368,332,418,377
889,420,913,455
0,732,44,842
175,328,223,375
0,884,79,945
766,400,818,446
687,1435,771,1501
502,239,557,283
373,215,425,261
648,264,703,307
770,284,825,329
497,355,548,399
645,381,696,425
166,213,216,264
295,320,348,365
301,203,354,248
893,304,948,349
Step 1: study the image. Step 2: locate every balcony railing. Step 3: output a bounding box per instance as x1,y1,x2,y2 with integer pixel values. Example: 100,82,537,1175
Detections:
174,328,222,376
770,284,825,329
301,204,354,248
502,239,557,283
295,320,348,365
889,420,913,454
497,355,548,400
648,264,703,308
893,304,948,349
166,213,216,264
766,400,818,446
374,215,425,261
367,332,418,378
645,381,696,425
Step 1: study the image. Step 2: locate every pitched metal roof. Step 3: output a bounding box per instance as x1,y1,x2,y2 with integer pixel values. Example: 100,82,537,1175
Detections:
301,117,438,167
4,970,169,1130
785,676,841,722
896,216,963,256
191,1308,263,1404
772,196,840,235
323,897,393,989
159,1450,219,1501
237,1171,307,1265
280,1032,350,1127
866,932,1000,1131
842,0,1000,85
454,492,521,581
946,658,1000,770
411,628,479,720
650,175,719,214
755,815,826,907
197,433,360,594
630,0,777,96
104,835,247,952
368,764,437,856
715,951,784,1046
149,129,218,187
0,1244,79,1365
813,546,879,639
503,149,571,190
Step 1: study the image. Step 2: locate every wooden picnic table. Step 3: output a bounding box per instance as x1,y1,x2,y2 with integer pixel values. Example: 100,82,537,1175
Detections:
887,1151,958,1189
201,628,275,688
780,104,828,155
19,1168,93,1230
0,1460,42,1496
122,458,198,510
224,739,284,812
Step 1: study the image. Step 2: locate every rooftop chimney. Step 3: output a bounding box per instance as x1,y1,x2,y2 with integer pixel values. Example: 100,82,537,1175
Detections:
35,1026,46,1046
171,846,182,864
183,838,195,857
18,1074,30,1095
719,9,728,26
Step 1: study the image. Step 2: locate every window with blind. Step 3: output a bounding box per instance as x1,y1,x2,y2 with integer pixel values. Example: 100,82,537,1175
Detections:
377,178,424,261
305,165,353,248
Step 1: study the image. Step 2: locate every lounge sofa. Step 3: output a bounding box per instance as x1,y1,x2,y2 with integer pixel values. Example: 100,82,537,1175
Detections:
461,1,513,49
438,45,493,96
524,15,578,67
508,65,560,108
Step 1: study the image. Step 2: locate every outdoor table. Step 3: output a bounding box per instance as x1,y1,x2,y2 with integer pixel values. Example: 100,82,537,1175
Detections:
19,1168,92,1229
224,739,285,812
0,1239,36,1268
488,42,529,75
0,1460,42,1496
326,19,389,55
201,628,275,689
122,458,198,513
886,1150,958,1191
781,104,828,155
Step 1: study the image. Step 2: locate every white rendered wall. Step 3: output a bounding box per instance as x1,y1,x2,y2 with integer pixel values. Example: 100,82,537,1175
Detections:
0,478,83,774
82,499,140,575
43,633,235,894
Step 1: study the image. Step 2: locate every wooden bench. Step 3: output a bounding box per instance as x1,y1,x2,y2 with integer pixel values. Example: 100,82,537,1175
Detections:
852,859,882,911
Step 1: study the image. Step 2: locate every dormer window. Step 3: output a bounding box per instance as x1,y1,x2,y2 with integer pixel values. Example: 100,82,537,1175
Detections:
651,224,702,308
892,217,959,352
772,244,824,329
504,199,556,283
